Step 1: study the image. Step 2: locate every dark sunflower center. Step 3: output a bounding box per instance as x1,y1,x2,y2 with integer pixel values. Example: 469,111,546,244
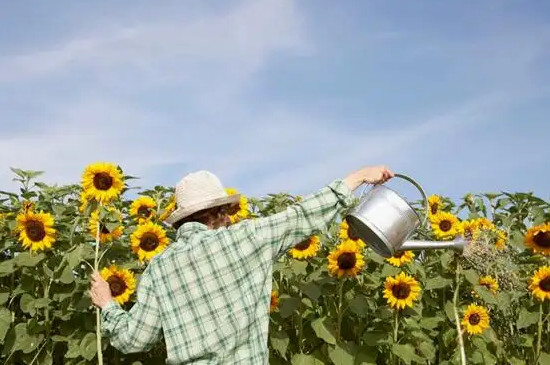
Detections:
270,295,277,307
137,206,151,218
337,252,356,270
481,283,491,290
469,313,481,325
140,232,159,251
430,203,438,215
393,252,405,259
392,283,411,299
107,276,127,297
100,224,111,234
539,277,550,292
439,220,452,232
25,220,46,241
294,239,311,251
93,173,113,191
533,232,550,248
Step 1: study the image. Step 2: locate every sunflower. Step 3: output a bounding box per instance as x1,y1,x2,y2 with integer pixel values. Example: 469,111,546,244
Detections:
430,212,462,240
16,211,56,252
386,251,415,267
131,221,170,262
327,240,365,278
474,217,495,232
159,196,176,222
130,196,156,223
270,290,279,313
100,266,136,305
529,266,550,302
225,188,250,223
22,201,35,213
78,192,89,213
524,223,550,256
493,229,507,250
339,220,365,248
383,272,421,310
289,235,320,259
81,162,124,203
478,276,499,294
462,220,477,240
461,304,490,335
89,208,123,244
428,195,442,216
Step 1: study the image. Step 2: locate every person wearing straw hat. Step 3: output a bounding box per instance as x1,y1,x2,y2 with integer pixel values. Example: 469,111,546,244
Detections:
90,166,394,364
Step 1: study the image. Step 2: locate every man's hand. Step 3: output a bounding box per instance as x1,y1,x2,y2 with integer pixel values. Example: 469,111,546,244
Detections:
344,165,394,191
90,271,114,309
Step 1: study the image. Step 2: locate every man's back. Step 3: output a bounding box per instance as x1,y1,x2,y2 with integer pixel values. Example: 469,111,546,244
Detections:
152,221,273,364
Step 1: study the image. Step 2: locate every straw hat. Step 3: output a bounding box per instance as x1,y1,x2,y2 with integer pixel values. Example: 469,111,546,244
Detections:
164,170,241,226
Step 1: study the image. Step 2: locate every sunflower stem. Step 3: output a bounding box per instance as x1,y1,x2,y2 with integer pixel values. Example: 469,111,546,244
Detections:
336,279,345,342
393,309,399,343
98,246,111,267
438,289,446,364
298,292,304,353
535,302,543,364
95,214,104,365
453,261,467,365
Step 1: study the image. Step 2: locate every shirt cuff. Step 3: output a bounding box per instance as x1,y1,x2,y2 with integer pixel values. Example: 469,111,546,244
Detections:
101,300,121,319
327,179,354,208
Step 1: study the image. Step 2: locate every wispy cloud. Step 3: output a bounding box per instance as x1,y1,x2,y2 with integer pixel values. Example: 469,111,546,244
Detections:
1,0,548,199
0,0,305,84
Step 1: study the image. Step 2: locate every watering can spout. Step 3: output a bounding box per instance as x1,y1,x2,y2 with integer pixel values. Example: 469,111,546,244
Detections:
398,237,469,254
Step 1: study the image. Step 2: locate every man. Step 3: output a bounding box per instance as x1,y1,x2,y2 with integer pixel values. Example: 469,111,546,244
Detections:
90,166,394,364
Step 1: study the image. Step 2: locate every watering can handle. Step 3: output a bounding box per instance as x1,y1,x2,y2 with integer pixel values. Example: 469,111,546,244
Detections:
359,173,430,228
393,173,429,228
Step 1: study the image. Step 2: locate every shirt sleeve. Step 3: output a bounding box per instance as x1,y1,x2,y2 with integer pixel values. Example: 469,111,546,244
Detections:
249,179,354,259
101,268,162,353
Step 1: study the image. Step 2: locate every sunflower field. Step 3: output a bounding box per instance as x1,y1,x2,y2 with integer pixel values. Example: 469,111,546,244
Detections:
0,164,549,365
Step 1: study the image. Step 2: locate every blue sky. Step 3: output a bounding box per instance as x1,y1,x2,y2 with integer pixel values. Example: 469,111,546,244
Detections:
0,0,548,203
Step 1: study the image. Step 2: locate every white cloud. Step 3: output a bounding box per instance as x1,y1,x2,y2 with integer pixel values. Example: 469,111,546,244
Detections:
0,0,305,83
0,0,307,190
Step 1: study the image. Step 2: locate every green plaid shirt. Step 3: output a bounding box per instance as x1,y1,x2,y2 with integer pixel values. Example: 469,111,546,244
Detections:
101,180,353,364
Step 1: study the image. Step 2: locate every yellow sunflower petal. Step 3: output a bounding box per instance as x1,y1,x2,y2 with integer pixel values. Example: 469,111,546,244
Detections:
338,220,365,248
81,162,124,203
478,275,499,294
428,195,442,216
386,251,415,267
383,272,421,310
89,208,124,244
100,265,137,305
130,196,157,223
289,235,321,259
461,304,490,335
529,266,550,302
327,240,365,278
159,196,176,222
130,221,170,262
16,211,56,252
430,212,463,240
524,223,550,256
225,188,250,224
270,290,279,313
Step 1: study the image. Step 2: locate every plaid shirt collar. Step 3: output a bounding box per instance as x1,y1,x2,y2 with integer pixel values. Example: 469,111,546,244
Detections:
176,222,208,241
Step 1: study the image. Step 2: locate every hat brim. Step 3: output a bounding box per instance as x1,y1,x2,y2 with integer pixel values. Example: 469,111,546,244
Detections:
164,194,241,226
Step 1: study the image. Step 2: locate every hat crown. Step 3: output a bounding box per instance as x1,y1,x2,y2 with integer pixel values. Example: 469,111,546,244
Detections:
174,171,228,210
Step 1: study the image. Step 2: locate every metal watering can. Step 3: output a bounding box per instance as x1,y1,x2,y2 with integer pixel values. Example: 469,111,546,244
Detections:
345,174,468,258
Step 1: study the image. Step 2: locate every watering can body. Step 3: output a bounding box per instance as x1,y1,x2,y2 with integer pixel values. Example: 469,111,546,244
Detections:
345,174,466,258
346,183,422,258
